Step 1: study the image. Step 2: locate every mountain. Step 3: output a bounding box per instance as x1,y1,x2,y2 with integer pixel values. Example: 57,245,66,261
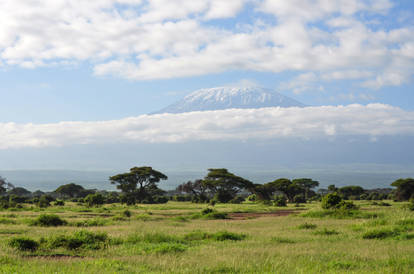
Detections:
153,86,305,114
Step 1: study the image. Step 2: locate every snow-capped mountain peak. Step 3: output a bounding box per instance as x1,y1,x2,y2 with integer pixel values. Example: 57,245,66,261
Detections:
153,86,305,114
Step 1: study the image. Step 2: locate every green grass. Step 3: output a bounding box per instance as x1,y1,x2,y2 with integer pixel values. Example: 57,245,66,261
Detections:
0,200,413,273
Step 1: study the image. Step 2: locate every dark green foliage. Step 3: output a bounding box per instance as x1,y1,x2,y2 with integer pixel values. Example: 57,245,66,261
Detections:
8,187,31,197
293,194,306,203
391,178,414,201
110,166,168,204
38,195,54,208
31,214,67,227
84,193,105,207
54,200,65,206
176,180,208,203
212,231,246,241
144,243,188,254
122,209,132,218
338,186,365,199
274,195,287,206
337,200,359,210
362,229,400,239
54,183,85,198
201,207,214,215
203,168,252,203
183,230,245,241
408,198,414,211
203,212,228,219
72,218,107,227
321,193,342,209
48,230,108,250
298,223,317,229
9,237,39,251
229,196,245,204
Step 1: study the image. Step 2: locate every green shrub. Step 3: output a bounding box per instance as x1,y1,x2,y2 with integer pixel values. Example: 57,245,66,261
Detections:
211,231,246,241
202,212,228,219
338,200,358,210
53,200,65,206
363,228,400,239
122,209,132,218
48,230,108,250
298,223,317,229
321,193,342,209
143,243,187,254
201,207,214,215
72,218,107,227
314,228,340,235
31,214,67,227
9,237,39,251
293,194,306,204
274,195,287,207
84,193,105,207
37,195,51,208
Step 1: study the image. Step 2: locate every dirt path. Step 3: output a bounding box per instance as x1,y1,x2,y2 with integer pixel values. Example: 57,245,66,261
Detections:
227,209,303,220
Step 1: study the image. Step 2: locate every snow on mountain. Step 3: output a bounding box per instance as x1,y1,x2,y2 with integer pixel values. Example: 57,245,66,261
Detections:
153,87,305,114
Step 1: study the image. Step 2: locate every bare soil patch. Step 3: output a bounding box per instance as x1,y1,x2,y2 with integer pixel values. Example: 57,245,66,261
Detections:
228,209,303,220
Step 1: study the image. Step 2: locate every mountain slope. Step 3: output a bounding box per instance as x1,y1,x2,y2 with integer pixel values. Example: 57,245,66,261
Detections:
153,87,305,114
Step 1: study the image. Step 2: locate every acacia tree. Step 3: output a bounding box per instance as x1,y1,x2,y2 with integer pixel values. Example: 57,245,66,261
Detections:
391,178,414,201
202,168,253,203
176,179,209,202
54,183,85,198
292,178,319,200
110,166,168,204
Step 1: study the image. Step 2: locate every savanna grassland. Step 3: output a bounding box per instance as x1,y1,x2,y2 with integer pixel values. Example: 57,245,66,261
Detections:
1,201,414,274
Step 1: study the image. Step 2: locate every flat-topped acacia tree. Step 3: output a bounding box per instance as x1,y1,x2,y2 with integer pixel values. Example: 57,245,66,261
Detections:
110,166,168,204
203,168,253,203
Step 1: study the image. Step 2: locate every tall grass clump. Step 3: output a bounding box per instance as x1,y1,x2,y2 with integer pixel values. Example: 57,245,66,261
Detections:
9,237,39,251
30,214,67,227
48,230,108,250
362,228,400,239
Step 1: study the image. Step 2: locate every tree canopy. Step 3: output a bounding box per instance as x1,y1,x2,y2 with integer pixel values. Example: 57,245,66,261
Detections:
54,183,85,198
110,166,168,204
391,178,414,201
203,168,253,203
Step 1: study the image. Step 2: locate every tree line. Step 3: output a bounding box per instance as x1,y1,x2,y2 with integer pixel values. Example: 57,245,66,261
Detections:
0,167,413,208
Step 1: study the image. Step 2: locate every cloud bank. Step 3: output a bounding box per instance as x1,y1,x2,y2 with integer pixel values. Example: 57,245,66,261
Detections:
1,104,413,149
0,0,413,89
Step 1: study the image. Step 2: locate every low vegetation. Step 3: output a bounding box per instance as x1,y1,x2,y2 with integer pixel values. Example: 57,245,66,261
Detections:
0,171,413,273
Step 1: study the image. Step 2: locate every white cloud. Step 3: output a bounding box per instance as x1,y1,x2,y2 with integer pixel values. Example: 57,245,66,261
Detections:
0,105,413,149
0,0,412,89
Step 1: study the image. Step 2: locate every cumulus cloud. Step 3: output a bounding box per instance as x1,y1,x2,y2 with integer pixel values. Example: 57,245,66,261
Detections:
0,0,413,89
0,105,413,149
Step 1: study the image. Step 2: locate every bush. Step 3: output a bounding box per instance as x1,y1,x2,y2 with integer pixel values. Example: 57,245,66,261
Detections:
314,228,340,235
293,194,306,204
274,195,287,207
298,223,317,229
212,231,246,241
203,212,228,219
321,193,342,209
84,193,105,207
201,207,214,215
38,195,52,208
31,214,67,227
9,237,39,251
363,229,399,239
72,218,107,227
338,200,358,210
54,200,65,206
229,196,245,204
48,230,108,250
247,194,257,202
122,209,132,218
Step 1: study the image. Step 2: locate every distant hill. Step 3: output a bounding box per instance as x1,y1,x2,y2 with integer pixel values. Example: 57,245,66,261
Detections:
152,86,305,114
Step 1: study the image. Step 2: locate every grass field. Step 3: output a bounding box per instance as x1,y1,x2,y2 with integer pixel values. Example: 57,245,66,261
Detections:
0,201,413,273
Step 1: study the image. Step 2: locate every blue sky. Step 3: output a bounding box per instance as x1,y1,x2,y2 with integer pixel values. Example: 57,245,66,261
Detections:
0,0,413,173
